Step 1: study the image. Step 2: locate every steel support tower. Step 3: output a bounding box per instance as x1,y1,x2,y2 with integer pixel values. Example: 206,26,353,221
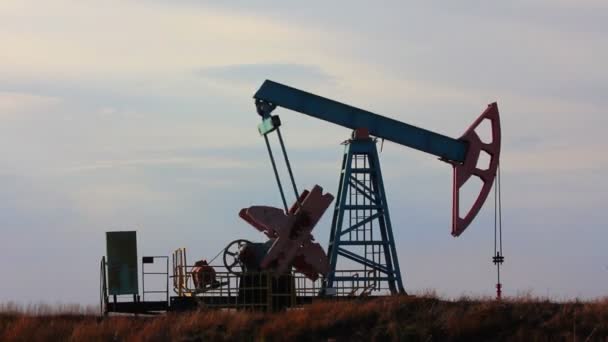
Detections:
326,132,404,294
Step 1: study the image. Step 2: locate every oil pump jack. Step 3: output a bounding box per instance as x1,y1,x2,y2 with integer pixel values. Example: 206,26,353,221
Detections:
99,80,502,315
251,80,501,295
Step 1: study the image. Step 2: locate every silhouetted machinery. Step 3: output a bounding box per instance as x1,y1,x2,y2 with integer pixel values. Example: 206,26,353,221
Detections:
99,80,501,315
253,80,501,294
218,185,333,310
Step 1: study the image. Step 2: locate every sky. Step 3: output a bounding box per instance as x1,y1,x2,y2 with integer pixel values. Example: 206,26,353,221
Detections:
0,0,607,305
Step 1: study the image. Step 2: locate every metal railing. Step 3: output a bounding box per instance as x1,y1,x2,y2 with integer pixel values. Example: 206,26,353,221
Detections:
171,248,391,311
142,256,169,303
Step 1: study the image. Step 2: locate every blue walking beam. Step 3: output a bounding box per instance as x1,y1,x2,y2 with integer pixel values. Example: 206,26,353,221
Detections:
254,80,467,163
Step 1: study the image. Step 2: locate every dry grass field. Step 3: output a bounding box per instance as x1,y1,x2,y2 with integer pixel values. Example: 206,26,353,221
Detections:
1,295,607,341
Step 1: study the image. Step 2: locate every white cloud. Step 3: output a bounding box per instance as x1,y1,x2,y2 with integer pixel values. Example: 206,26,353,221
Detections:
69,182,173,219
0,0,336,78
0,92,62,116
62,156,261,173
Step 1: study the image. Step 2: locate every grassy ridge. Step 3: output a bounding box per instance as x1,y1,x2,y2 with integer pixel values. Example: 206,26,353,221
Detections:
1,296,607,341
